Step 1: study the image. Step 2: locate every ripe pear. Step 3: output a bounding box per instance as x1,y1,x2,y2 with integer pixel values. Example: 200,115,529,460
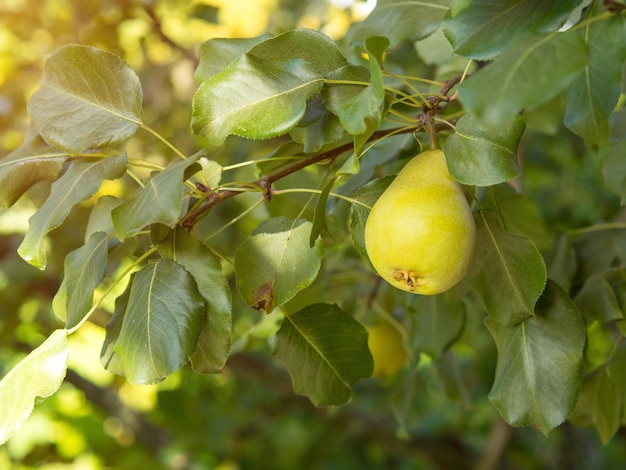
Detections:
364,149,476,295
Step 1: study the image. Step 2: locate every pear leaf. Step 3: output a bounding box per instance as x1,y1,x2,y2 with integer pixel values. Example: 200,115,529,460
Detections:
103,259,204,384
158,227,232,374
466,211,547,325
0,133,69,208
444,113,525,186
486,281,586,435
274,303,373,406
53,231,109,329
0,329,68,445
564,14,626,147
27,44,142,152
112,156,199,240
191,55,323,146
443,0,582,60
349,0,449,47
18,153,127,269
349,175,395,261
458,30,587,128
235,217,323,313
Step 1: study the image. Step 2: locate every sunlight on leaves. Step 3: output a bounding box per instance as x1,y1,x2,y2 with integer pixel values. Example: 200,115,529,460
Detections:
18,153,127,269
0,330,68,445
27,45,143,152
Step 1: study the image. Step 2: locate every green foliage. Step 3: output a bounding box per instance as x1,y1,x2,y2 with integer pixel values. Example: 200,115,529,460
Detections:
2,0,626,466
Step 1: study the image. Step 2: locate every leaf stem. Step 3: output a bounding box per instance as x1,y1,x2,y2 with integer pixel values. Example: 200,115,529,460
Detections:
272,188,372,209
140,122,187,161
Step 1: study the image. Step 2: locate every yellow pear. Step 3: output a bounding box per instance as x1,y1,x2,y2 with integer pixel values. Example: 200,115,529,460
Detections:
367,320,407,377
364,149,476,295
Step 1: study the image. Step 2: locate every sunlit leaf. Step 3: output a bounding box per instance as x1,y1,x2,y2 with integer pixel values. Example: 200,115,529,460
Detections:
443,113,525,186
443,0,581,59
0,133,68,208
191,55,323,146
274,303,373,406
235,217,323,313
195,34,272,82
0,330,68,445
85,195,124,239
159,227,232,374
112,156,199,240
486,281,586,434
458,30,587,128
105,259,204,384
466,211,547,325
247,29,348,75
53,231,109,329
27,44,142,152
334,37,388,136
564,14,626,147
349,0,449,47
349,175,394,261
18,153,127,269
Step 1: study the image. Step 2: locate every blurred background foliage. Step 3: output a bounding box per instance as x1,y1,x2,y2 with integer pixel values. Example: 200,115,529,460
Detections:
1,0,626,469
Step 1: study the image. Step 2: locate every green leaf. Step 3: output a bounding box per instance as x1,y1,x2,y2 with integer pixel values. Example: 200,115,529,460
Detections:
482,184,553,252
486,281,586,434
443,0,581,59
52,232,109,329
289,97,346,153
274,303,373,406
0,329,68,445
27,44,142,152
100,285,130,376
603,138,626,201
191,55,323,146
412,295,466,359
443,113,525,186
235,217,323,313
247,29,348,76
310,178,336,248
349,0,449,47
334,38,387,136
564,14,626,147
18,153,127,269
112,156,199,240
466,211,547,325
457,30,587,129
104,259,204,384
574,269,626,323
0,133,69,208
348,175,394,261
571,366,622,444
546,233,578,292
85,195,124,239
194,34,272,82
159,227,232,374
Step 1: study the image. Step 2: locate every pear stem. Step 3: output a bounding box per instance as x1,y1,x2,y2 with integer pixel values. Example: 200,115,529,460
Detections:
425,119,438,150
